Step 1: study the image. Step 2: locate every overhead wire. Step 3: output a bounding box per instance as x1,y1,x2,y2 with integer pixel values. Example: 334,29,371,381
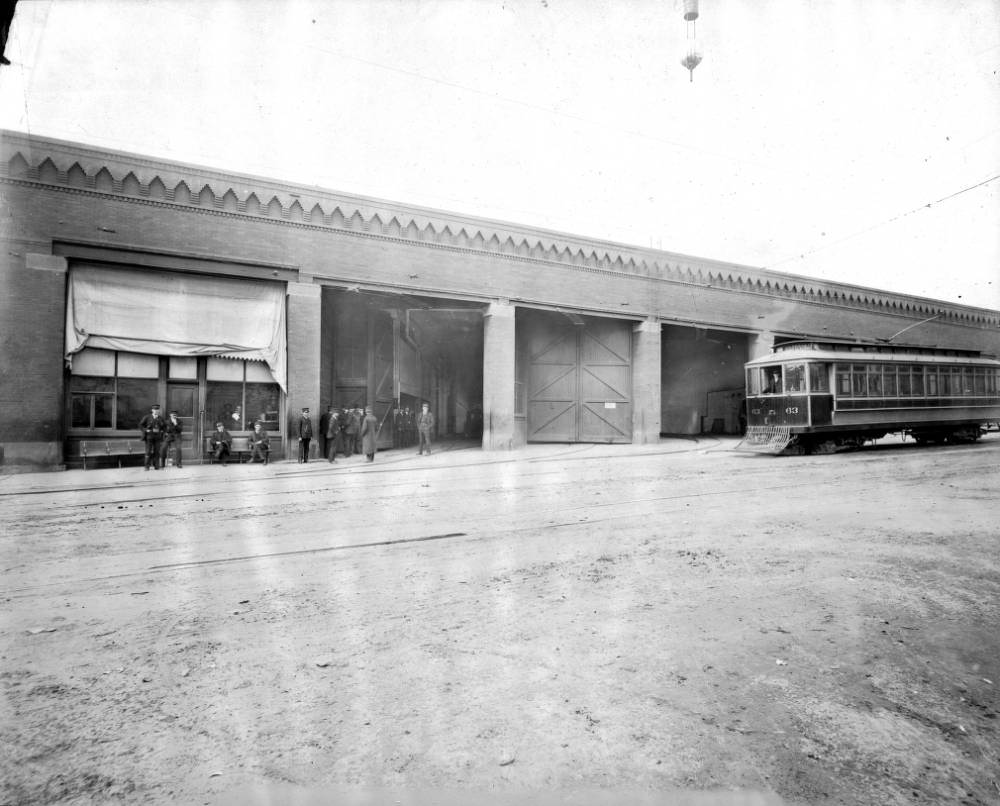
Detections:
764,171,1000,271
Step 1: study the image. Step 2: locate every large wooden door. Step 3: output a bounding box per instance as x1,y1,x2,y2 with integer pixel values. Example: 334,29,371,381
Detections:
166,383,198,460
526,313,632,443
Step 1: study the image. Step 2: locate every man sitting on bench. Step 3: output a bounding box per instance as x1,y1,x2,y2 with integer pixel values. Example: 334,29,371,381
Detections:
210,421,232,466
248,420,270,464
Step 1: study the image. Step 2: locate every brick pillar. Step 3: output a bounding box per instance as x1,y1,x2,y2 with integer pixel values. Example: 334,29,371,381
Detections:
0,253,67,471
632,320,662,444
748,331,775,360
482,301,516,451
286,280,321,460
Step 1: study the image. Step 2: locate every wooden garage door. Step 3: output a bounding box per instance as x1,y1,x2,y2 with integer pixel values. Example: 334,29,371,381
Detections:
526,314,632,443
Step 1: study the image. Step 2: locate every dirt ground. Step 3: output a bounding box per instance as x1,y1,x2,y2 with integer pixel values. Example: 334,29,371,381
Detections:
2,435,999,806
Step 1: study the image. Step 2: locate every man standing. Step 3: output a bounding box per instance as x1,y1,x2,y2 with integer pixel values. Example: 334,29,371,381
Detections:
138,403,166,470
326,407,341,462
210,421,232,466
298,407,313,463
417,402,435,455
318,405,332,461
360,406,378,462
160,410,184,469
345,407,360,456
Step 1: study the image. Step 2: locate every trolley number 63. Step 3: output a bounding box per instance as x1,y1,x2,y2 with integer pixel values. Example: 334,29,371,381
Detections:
784,406,800,415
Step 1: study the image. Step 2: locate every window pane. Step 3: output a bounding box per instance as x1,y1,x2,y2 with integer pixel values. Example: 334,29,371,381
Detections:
117,353,160,379
71,375,114,393
939,371,952,396
206,381,243,428
958,367,971,395
785,364,805,393
245,383,280,428
911,367,924,396
72,348,115,376
116,378,159,429
207,358,244,382
883,366,897,396
809,363,830,393
866,364,882,397
974,369,986,395
245,361,273,383
169,356,198,380
747,369,760,395
836,364,851,395
898,369,911,396
926,371,937,396
762,365,782,394
852,366,867,397
94,395,113,428
71,395,92,428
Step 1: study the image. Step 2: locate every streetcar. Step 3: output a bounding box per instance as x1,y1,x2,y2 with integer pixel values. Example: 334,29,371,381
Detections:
737,341,1000,454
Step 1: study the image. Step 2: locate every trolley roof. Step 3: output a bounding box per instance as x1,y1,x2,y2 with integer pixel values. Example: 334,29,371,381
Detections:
745,341,1000,368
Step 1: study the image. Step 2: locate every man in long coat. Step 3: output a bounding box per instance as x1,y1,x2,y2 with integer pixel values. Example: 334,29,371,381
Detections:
318,405,332,461
360,406,379,462
138,403,166,470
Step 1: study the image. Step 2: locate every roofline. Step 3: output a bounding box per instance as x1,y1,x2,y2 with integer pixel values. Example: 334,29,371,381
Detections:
3,128,999,319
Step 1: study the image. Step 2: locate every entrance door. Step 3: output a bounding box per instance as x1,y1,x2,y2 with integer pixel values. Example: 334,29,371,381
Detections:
525,312,632,443
167,384,198,461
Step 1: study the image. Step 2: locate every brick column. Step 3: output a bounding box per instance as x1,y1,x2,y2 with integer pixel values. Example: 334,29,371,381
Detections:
748,331,775,360
0,253,68,471
286,280,321,459
482,301,516,451
632,319,662,444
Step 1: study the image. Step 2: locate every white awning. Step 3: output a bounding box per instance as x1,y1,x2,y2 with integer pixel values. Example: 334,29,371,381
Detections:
65,265,287,391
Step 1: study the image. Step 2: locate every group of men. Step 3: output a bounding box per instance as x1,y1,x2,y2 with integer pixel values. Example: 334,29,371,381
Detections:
138,399,435,470
138,404,183,470
305,406,379,463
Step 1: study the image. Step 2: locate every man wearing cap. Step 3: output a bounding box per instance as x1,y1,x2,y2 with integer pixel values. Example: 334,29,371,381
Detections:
298,407,313,463
417,402,435,455
160,410,184,469
138,403,166,470
210,421,232,465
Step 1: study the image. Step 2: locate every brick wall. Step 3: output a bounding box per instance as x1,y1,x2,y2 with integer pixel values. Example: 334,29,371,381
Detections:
0,250,67,468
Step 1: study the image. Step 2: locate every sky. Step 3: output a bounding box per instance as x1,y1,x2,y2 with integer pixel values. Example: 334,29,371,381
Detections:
2,0,999,309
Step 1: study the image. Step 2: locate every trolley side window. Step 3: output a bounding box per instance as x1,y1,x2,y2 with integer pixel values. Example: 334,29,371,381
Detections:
911,366,925,396
809,363,830,393
883,365,897,396
866,364,883,397
852,365,867,397
785,364,805,393
836,364,851,395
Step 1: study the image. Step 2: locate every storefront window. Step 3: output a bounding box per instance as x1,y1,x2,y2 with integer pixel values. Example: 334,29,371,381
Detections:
70,350,282,434
206,358,281,431
117,377,158,429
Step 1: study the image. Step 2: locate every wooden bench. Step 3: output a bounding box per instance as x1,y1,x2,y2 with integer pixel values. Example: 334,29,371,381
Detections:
73,439,142,469
204,436,262,464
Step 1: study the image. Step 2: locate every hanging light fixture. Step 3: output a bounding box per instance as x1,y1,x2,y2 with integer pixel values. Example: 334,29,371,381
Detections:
679,0,702,82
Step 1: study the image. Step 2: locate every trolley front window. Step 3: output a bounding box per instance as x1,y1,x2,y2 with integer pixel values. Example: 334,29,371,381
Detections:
785,364,806,393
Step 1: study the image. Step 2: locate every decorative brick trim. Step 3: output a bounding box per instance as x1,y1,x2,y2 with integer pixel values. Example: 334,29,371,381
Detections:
3,137,999,330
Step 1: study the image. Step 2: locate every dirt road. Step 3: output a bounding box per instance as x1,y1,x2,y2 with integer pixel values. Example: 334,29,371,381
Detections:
2,436,999,805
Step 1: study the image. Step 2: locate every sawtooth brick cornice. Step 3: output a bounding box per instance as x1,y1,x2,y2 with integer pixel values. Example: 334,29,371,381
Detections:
2,129,998,330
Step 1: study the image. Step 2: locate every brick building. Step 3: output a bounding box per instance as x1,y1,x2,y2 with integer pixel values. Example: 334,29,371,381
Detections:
2,130,999,471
